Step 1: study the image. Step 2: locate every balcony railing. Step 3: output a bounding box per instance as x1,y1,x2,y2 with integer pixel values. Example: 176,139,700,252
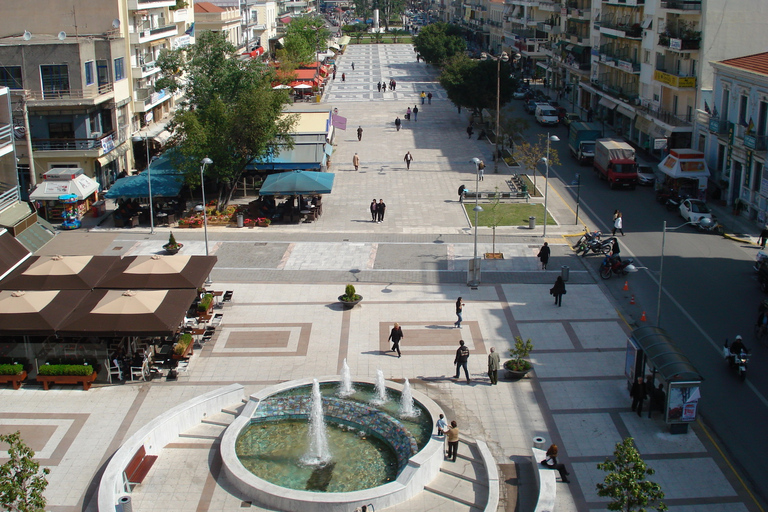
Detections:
660,0,701,9
745,134,768,151
594,77,639,102
708,117,730,135
31,130,118,152
599,49,641,73
653,69,696,88
0,186,21,213
0,124,11,149
26,83,114,101
637,104,692,126
600,21,642,38
658,34,701,50
537,21,562,34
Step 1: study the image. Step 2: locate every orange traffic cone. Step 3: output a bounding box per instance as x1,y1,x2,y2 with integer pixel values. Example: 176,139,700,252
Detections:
630,295,635,305
640,311,647,322
623,281,629,291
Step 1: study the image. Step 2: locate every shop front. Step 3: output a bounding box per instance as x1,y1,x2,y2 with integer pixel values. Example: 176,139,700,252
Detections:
29,168,100,226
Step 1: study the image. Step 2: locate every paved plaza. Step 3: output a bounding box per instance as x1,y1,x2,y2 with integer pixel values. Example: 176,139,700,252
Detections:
0,44,759,512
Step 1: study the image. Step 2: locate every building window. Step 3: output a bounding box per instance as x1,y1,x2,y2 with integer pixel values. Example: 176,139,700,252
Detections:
40,64,69,95
85,61,94,85
644,50,650,64
722,89,730,121
114,57,125,81
48,122,75,140
758,100,767,136
739,94,748,126
0,66,23,89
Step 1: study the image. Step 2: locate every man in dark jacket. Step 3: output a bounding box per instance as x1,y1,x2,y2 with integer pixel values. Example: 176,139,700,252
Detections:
630,376,647,417
454,340,470,383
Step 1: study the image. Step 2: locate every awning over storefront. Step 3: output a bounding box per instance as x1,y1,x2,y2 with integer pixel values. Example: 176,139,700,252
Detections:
598,97,618,110
339,36,351,46
651,123,672,139
153,130,172,145
616,105,636,120
29,175,100,201
635,115,653,134
104,172,185,199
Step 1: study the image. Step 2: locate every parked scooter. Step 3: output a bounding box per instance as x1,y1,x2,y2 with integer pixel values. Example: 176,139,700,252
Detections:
723,338,750,380
582,236,616,257
599,255,636,279
572,228,602,255
656,189,684,212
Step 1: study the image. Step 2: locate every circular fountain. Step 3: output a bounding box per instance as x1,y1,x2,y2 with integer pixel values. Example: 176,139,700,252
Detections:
220,373,444,512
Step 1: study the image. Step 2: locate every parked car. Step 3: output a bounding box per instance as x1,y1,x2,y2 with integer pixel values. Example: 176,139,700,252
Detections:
536,105,560,126
679,199,714,226
525,100,548,115
513,89,531,100
636,165,656,186
562,112,581,127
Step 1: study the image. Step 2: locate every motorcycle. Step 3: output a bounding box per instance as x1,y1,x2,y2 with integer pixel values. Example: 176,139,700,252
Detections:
599,255,636,279
655,189,685,212
572,228,602,255
582,236,616,257
723,339,750,380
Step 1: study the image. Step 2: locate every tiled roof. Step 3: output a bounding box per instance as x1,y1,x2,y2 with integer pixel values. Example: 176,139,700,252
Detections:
719,52,768,76
195,2,225,13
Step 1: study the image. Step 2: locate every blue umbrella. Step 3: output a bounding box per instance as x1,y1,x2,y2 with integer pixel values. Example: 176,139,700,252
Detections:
105,173,185,199
259,170,335,196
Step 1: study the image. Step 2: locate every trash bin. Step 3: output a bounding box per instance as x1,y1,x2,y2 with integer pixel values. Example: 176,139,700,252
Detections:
118,496,132,512
236,213,244,228
561,265,569,282
528,216,536,229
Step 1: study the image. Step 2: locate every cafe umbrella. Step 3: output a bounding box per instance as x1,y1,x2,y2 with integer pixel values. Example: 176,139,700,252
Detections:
258,170,335,196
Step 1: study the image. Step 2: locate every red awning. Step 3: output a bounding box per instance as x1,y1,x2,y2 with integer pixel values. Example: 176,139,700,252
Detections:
280,16,292,24
249,47,265,58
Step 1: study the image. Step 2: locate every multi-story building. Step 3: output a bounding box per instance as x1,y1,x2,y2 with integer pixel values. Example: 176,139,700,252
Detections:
195,2,243,47
210,0,278,55
695,52,768,223
502,0,549,69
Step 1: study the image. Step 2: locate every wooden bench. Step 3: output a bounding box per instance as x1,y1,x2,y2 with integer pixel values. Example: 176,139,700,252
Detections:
532,447,556,512
123,446,158,491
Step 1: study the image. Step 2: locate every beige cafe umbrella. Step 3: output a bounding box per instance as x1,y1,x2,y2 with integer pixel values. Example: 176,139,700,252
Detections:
97,255,216,290
0,290,89,336
0,255,118,290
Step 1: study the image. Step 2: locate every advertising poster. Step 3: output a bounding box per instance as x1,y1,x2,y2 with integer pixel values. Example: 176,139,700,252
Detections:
666,382,700,423
625,338,639,381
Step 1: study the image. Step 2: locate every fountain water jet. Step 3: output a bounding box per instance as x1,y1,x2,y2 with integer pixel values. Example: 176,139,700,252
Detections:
400,378,418,418
300,379,332,466
339,359,354,397
371,369,388,405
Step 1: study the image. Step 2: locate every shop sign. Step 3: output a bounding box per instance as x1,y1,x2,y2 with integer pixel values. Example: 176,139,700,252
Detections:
669,38,682,50
618,60,633,72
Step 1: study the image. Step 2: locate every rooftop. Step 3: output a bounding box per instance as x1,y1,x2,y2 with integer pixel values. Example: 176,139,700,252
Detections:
718,51,768,77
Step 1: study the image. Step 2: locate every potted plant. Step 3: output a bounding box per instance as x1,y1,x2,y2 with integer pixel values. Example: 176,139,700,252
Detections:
36,363,97,390
257,217,271,227
504,336,534,379
197,293,214,314
163,232,183,255
338,284,363,309
0,363,27,390
172,333,194,360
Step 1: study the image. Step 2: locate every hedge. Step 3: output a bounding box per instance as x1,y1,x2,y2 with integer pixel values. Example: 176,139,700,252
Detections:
37,364,94,376
0,364,24,375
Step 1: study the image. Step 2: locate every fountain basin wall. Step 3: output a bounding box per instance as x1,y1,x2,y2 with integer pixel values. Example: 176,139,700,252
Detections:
252,396,418,469
221,376,445,512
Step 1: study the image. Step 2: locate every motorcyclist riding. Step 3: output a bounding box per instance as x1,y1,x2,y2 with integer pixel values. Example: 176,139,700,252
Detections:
728,335,748,365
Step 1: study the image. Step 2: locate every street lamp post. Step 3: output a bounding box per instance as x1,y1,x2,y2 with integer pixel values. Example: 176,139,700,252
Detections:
541,134,559,237
574,173,581,225
200,157,213,256
469,158,484,286
481,51,509,174
132,134,154,234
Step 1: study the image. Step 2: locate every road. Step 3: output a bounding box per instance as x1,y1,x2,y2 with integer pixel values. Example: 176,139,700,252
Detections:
523,115,768,509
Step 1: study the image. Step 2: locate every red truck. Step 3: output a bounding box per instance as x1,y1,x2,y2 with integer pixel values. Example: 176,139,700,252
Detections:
593,139,638,189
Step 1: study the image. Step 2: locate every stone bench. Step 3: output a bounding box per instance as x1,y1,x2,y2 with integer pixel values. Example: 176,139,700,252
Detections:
532,447,556,512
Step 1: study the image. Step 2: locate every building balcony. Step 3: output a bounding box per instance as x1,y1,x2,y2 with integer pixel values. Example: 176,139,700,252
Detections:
25,84,114,107
658,33,701,50
708,116,730,135
132,61,162,79
537,21,562,34
0,123,12,155
505,28,538,39
505,0,537,5
593,77,639,103
130,23,179,45
538,1,560,12
660,0,701,10
30,130,119,155
637,104,692,126
653,69,696,88
567,8,591,20
168,8,190,23
598,50,641,73
565,32,590,45
128,0,176,9
0,187,21,213
133,88,171,113
602,0,644,5
745,134,768,152
599,22,642,39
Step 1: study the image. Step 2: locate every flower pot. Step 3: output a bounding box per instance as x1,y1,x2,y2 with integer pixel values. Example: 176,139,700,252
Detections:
338,295,363,309
163,245,182,255
505,367,532,380
0,370,27,390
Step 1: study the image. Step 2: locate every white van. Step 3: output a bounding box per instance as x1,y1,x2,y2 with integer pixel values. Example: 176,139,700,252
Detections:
535,105,560,126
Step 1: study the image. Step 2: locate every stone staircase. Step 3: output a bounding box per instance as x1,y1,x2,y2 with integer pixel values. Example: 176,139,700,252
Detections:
178,404,493,512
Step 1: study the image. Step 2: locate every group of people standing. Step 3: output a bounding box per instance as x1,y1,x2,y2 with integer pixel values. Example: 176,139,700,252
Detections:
377,79,397,92
369,199,387,223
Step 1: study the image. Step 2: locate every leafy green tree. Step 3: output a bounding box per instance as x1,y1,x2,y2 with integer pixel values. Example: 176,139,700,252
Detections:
596,438,668,512
439,55,516,121
390,28,409,43
515,133,561,193
353,0,372,25
156,31,297,206
0,431,49,512
282,17,330,65
413,23,466,65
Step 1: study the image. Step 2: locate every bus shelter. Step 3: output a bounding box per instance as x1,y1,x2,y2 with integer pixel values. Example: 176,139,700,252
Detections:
626,326,703,434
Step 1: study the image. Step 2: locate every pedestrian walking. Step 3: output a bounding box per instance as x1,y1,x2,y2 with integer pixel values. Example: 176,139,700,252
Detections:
540,444,571,483
413,105,419,121
406,107,412,120
427,92,433,104
353,153,360,171
467,125,474,138
454,297,464,328
488,347,500,385
333,70,336,80
382,82,387,92
351,62,355,70
436,414,447,436
392,79,397,91
357,126,363,141
370,199,378,222
403,151,413,170
388,322,403,357
611,239,621,261
458,184,466,203
390,79,395,90
550,276,566,307
395,117,401,131
377,199,386,223
416,54,420,62
377,81,382,92
477,160,485,180
445,420,459,461
420,91,426,104
613,212,624,236
454,340,470,382
759,225,768,249
537,242,550,270
630,375,647,417
342,73,345,81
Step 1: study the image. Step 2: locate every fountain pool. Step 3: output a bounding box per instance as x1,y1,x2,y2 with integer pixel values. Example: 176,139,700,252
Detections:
221,376,445,512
